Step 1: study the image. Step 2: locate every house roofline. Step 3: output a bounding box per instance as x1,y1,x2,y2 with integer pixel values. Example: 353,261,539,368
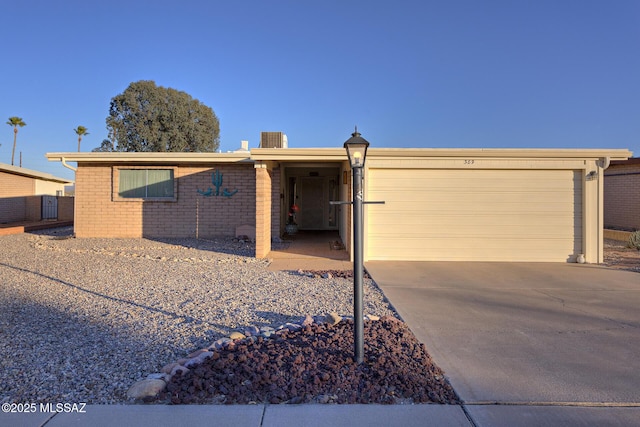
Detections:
367,147,632,160
250,148,348,162
46,147,633,165
610,156,640,166
46,152,252,164
0,162,73,184
252,147,632,161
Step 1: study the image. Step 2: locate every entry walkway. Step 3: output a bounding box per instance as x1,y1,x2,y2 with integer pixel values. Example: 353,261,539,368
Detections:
267,230,352,271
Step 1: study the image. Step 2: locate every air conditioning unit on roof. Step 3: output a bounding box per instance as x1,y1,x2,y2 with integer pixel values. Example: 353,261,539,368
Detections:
260,132,288,148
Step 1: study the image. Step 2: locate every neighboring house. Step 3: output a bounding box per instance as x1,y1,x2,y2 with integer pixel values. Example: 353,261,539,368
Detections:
47,146,631,264
604,157,640,231
0,163,74,224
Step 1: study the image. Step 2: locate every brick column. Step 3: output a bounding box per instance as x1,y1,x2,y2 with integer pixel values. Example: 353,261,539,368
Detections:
255,163,272,258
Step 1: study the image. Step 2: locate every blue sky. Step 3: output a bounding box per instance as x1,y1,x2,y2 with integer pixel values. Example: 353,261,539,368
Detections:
1,0,638,181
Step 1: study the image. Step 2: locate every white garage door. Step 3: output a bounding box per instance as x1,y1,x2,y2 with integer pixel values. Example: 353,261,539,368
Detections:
366,169,582,262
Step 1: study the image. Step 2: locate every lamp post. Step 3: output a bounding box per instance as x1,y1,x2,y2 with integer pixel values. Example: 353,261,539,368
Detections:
344,128,369,365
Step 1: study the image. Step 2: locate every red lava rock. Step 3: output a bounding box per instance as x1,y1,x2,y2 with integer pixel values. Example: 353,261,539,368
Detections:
157,319,459,405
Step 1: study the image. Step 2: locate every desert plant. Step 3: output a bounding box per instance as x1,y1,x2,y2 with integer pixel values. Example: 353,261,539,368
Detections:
628,231,640,250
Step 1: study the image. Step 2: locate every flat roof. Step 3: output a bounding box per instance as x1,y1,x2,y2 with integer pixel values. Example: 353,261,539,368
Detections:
46,152,252,164
47,147,633,164
610,157,640,166
0,162,73,184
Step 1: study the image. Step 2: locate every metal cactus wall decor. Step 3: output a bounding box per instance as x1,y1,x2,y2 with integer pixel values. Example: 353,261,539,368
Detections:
196,188,213,197
212,170,223,196
197,170,238,198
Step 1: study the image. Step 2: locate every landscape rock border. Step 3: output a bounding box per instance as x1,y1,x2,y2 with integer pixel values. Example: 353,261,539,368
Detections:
127,312,354,400
127,313,460,405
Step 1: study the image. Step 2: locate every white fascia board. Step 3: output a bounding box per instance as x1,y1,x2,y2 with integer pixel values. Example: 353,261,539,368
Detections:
46,152,252,164
365,148,633,161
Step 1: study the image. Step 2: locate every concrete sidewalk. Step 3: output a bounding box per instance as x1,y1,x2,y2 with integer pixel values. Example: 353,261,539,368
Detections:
1,404,471,427
4,402,640,427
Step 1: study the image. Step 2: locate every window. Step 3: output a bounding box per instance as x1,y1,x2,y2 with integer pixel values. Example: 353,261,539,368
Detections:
118,169,174,199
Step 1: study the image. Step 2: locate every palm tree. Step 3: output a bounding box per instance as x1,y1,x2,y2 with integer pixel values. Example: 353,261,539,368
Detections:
74,126,89,151
6,117,26,165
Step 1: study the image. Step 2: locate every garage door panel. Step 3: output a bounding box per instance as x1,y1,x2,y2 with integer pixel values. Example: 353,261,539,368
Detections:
371,170,578,189
368,189,582,208
369,216,577,226
367,236,581,262
370,223,581,236
371,203,580,215
370,197,579,210
366,245,578,262
368,236,577,250
369,207,580,222
369,212,579,225
366,169,582,262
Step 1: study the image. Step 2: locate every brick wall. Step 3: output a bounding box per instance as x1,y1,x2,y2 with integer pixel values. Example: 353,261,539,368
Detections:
0,171,35,222
25,196,41,221
255,166,272,258
0,197,26,223
604,163,640,231
75,163,256,238
0,171,34,197
74,164,116,236
57,196,75,221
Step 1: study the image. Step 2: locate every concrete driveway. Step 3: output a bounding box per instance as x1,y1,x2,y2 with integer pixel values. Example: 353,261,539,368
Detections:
365,262,640,406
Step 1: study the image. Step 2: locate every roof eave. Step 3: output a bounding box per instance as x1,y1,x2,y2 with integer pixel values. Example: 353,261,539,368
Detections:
364,148,633,160
250,148,347,162
46,148,634,165
46,152,253,164
0,162,73,184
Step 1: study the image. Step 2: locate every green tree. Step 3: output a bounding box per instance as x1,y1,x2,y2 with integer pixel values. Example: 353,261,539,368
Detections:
6,116,26,165
92,139,115,152
106,80,220,152
74,125,89,151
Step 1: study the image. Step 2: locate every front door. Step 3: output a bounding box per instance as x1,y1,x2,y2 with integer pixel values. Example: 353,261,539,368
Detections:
295,175,339,230
299,177,324,229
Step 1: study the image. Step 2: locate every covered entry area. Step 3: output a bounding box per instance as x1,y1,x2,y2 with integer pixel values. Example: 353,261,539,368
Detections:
282,166,341,231
251,148,351,259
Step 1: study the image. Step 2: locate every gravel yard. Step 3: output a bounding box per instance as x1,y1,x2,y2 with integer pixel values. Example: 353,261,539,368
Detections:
4,228,634,406
603,238,640,273
0,227,398,404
